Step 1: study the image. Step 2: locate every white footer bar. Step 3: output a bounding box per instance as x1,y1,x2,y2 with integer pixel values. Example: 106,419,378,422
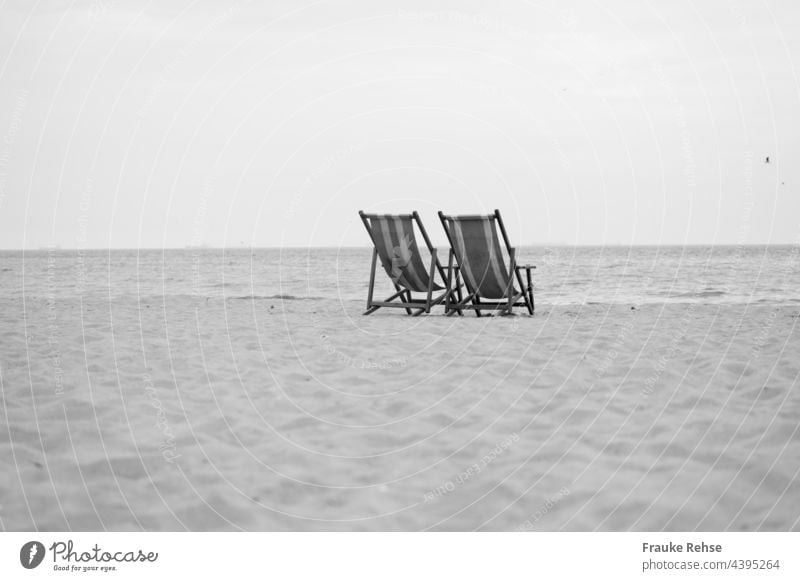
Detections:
1,532,797,580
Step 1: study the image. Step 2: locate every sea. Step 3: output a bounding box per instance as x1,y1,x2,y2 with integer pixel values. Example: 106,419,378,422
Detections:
2,245,798,306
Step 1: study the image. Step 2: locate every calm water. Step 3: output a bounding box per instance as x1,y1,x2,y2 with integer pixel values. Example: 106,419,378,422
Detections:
2,245,798,305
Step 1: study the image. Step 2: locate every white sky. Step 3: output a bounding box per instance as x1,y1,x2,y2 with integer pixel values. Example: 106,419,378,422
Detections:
0,0,798,248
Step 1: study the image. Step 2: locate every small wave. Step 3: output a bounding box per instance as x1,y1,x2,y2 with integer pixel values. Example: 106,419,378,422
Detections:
228,294,324,301
671,290,727,298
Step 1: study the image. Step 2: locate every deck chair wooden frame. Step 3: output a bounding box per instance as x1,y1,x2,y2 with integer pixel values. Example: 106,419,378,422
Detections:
438,209,535,316
359,211,457,316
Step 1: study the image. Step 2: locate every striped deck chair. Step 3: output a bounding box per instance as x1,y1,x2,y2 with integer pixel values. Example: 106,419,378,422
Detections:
359,211,454,316
438,209,535,316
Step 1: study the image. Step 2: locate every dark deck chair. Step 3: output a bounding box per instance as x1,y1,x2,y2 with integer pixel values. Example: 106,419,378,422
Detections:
438,209,535,316
359,211,455,316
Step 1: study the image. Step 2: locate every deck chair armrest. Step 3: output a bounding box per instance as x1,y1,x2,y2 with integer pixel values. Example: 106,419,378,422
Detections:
443,266,463,285
506,248,533,272
513,263,535,295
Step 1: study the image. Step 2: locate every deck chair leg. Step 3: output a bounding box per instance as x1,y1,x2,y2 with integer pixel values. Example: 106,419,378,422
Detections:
393,284,412,315
526,268,534,314
363,248,379,315
445,249,454,315
425,249,437,313
505,248,516,315
406,290,415,315
454,268,464,315
446,290,472,317
445,248,462,316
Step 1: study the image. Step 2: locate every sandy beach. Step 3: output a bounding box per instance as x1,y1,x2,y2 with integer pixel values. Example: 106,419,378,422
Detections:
2,294,798,531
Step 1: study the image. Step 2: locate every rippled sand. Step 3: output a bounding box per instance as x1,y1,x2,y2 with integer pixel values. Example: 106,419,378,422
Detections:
1,297,798,530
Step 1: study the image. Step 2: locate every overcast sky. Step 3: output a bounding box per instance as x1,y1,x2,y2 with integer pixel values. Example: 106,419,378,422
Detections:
0,0,798,249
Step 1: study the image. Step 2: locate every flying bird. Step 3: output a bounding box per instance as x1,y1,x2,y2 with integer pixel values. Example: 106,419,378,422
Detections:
765,156,770,163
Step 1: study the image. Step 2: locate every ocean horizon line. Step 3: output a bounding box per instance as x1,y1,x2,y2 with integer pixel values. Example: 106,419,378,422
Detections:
1,242,799,252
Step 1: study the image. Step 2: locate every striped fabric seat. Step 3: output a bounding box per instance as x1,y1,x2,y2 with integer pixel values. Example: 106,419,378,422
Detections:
443,215,514,299
367,214,443,293
439,209,535,316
